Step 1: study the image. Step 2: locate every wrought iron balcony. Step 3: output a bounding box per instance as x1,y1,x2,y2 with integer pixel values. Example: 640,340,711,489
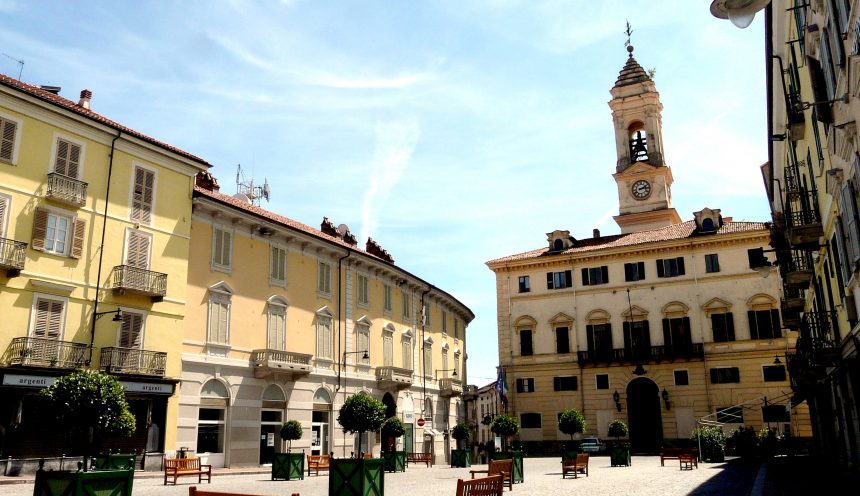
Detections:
0,237,27,277
376,366,413,390
46,172,88,207
800,311,840,363
578,344,703,366
99,347,166,376
577,348,616,366
251,349,313,378
780,248,814,289
439,377,463,397
111,265,167,301
3,337,88,369
786,348,826,391
782,163,822,248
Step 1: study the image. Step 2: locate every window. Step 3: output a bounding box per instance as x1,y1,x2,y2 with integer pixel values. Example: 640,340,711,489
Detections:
207,288,231,345
356,323,370,365
316,310,332,359
710,367,740,384
125,229,151,269
0,115,19,163
556,326,570,354
748,310,781,340
317,261,331,295
423,343,432,377
383,329,394,367
130,165,155,225
519,329,533,356
515,378,535,393
624,262,645,281
454,319,461,340
267,300,287,350
45,212,71,254
270,245,288,286
118,311,144,349
716,406,744,424
623,320,651,358
518,276,530,293
441,348,449,377
546,270,572,289
52,137,82,178
581,266,609,285
31,295,65,339
402,335,412,369
586,323,613,360
454,352,460,376
197,408,226,453
674,370,689,386
424,304,432,327
553,376,578,391
357,274,369,306
520,413,541,429
705,254,720,273
595,374,609,390
762,405,790,423
211,227,232,270
402,290,412,318
711,313,736,342
442,310,448,334
383,284,392,312
657,257,685,278
763,365,787,382
662,317,692,352
31,208,84,258
0,194,8,238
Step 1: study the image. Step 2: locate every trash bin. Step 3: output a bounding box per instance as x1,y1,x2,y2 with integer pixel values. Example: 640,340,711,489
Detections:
177,447,191,459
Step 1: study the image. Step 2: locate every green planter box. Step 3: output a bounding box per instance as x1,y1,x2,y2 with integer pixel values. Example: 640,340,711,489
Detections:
34,462,134,496
272,452,305,480
330,458,384,496
381,451,405,473
91,454,136,471
492,451,523,483
450,449,471,468
610,445,631,467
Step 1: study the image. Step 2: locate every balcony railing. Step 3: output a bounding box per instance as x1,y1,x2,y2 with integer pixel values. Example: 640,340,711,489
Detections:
376,366,413,389
800,311,840,361
251,349,313,378
46,172,88,207
0,237,27,276
782,163,822,247
439,378,463,397
3,337,88,369
99,347,167,376
111,265,167,301
780,248,814,289
578,343,704,366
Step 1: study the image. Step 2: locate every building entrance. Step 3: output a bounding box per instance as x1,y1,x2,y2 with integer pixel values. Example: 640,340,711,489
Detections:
626,377,663,454
312,410,329,456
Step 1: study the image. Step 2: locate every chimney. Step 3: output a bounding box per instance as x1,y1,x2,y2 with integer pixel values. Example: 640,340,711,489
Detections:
593,229,600,239
78,89,92,110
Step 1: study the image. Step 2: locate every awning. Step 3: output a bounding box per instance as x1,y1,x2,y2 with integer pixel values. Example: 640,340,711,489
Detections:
423,428,440,437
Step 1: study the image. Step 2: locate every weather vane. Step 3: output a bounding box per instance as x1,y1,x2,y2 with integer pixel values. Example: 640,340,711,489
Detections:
624,21,633,47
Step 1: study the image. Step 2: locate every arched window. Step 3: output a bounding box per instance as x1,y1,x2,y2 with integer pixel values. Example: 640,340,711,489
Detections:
628,122,648,162
514,316,537,357
585,309,613,361
198,379,229,454
747,294,781,340
661,302,692,352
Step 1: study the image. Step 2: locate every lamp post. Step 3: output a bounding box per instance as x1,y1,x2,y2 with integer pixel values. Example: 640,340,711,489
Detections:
338,349,369,457
95,309,124,322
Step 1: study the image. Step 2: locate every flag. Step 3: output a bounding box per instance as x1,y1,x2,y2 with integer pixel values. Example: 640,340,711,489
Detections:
495,368,509,406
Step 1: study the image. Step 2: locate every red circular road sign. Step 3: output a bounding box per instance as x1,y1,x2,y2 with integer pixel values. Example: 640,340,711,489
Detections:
417,418,425,427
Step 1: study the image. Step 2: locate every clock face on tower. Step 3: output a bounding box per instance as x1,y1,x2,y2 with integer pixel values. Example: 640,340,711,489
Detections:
631,180,651,200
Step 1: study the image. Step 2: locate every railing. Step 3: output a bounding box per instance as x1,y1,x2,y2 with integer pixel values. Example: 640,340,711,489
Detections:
376,366,413,383
0,237,27,275
251,349,313,378
439,378,463,396
578,344,704,365
3,337,88,368
111,265,167,299
46,172,88,207
99,347,167,376
801,311,840,352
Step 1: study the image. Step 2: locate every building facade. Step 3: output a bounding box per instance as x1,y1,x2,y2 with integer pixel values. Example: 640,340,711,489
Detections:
178,177,473,467
486,47,811,455
0,75,209,462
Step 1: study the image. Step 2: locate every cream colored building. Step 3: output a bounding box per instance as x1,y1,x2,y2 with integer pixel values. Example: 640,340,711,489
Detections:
486,46,811,454
178,175,473,467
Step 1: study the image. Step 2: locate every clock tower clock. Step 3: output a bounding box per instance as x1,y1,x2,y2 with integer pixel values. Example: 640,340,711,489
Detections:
609,45,680,234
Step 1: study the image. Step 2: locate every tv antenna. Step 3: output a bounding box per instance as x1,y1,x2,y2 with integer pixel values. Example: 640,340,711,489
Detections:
2,53,24,80
235,164,270,206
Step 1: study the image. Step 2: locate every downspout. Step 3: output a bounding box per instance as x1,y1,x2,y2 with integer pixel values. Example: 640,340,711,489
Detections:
335,249,350,457
690,240,713,415
420,285,431,418
87,130,122,366
766,2,775,206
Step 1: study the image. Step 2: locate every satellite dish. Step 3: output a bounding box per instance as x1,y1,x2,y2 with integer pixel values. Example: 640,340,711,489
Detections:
233,193,251,204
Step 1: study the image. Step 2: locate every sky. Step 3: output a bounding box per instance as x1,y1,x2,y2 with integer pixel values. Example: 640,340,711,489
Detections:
0,0,770,386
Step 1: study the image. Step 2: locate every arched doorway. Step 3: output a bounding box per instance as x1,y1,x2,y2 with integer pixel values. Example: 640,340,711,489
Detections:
382,393,397,450
626,378,662,454
311,388,332,456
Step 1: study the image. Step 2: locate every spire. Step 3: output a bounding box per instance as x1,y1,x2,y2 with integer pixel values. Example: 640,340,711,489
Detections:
614,45,652,88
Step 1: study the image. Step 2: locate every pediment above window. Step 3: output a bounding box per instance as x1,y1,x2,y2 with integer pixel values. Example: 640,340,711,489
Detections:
549,312,574,325
701,297,732,314
514,315,537,328
356,315,372,327
316,305,333,318
661,301,690,318
209,281,233,295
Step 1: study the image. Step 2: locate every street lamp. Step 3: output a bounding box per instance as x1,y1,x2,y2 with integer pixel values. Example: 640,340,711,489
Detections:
613,390,622,412
95,309,123,322
434,368,458,381
336,349,369,391
710,0,771,29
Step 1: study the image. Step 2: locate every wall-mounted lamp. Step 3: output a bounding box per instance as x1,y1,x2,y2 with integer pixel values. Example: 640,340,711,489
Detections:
773,355,782,365
792,94,849,112
95,309,123,322
435,368,458,380
662,388,670,410
336,349,369,391
632,363,647,376
613,390,622,412
710,0,770,29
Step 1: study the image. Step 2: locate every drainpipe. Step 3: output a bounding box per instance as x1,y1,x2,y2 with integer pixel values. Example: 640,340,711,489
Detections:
335,249,351,391
87,130,122,366
420,285,431,418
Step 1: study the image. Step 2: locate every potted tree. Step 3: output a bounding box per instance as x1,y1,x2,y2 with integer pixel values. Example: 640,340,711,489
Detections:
380,417,406,473
272,420,304,480
558,409,587,461
490,414,523,484
607,419,631,466
332,393,386,496
37,370,136,495
692,425,726,463
450,422,472,467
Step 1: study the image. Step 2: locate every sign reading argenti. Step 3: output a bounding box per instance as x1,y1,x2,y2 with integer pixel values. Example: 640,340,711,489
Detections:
2,374,173,395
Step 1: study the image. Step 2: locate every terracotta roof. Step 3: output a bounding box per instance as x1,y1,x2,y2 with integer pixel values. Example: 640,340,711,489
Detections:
0,73,209,167
487,220,769,265
614,47,652,88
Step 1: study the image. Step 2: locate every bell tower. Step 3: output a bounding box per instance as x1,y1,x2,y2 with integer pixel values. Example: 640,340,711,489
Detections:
610,43,680,234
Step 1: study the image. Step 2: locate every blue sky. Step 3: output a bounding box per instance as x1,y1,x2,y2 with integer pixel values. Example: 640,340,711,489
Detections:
0,1,769,386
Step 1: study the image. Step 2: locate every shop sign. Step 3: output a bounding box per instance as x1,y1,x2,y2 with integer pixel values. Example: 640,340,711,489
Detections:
120,381,174,395
2,374,56,388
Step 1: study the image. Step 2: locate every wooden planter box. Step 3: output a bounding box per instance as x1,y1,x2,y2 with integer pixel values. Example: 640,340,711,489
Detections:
492,451,523,483
381,451,405,473
450,449,471,468
34,462,134,496
610,444,631,467
330,458,384,496
272,452,305,480
91,454,137,471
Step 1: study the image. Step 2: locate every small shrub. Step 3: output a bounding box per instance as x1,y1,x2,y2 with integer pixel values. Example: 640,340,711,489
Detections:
451,422,471,441
280,420,303,452
558,409,587,440
608,419,629,439
692,426,726,462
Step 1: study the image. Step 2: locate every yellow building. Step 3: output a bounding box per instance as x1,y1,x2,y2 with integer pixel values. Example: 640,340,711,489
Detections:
180,176,473,467
0,74,209,465
486,46,811,454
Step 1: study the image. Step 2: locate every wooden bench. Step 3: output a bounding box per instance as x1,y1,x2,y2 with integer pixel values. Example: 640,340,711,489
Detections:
456,474,504,496
561,453,589,478
406,452,433,467
189,487,262,496
307,454,331,476
164,458,212,486
660,447,698,467
679,452,697,470
470,459,512,491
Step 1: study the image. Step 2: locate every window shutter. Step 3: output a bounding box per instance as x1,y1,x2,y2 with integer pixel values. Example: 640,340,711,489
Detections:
637,262,645,279
222,231,232,267
656,259,665,278
770,309,782,337
31,207,48,251
0,196,7,237
564,270,572,287
840,183,860,264
623,322,631,350
806,56,834,123
132,167,155,224
662,318,671,346
829,9,845,66
126,230,150,269
34,299,63,339
677,257,686,275
70,218,85,259
54,139,81,178
601,265,609,283
726,312,736,341
820,29,837,100
119,313,143,349
624,263,633,281
586,325,595,351
682,317,692,344
581,268,589,286
0,118,16,161
218,302,228,343
747,310,757,340
642,320,651,347
546,272,553,289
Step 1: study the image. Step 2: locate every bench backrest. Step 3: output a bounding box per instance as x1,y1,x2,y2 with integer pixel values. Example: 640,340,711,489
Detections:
487,459,512,478
189,487,258,496
456,475,504,496
575,453,589,465
166,458,201,471
308,454,330,466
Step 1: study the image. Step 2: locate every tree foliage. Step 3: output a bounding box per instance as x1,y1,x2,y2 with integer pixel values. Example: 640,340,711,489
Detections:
558,409,587,440
280,420,303,452
42,369,136,439
381,416,406,438
338,393,386,454
451,421,472,441
490,414,519,437
607,419,629,439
